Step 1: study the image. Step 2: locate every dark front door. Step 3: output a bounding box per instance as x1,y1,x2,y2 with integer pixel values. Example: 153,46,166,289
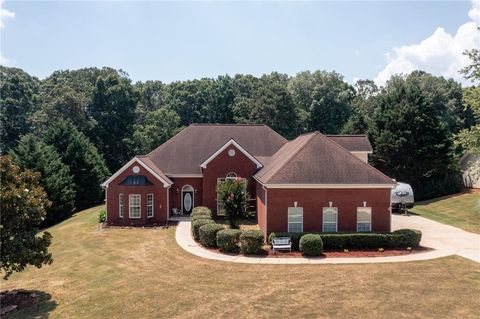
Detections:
182,191,194,215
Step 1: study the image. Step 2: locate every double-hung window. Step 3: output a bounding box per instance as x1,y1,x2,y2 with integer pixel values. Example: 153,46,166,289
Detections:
357,207,372,232
322,207,338,232
119,194,124,218
129,194,141,218
288,207,303,233
147,194,154,218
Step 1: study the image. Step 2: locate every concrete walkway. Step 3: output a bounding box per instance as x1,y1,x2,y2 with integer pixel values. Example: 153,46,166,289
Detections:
175,213,479,264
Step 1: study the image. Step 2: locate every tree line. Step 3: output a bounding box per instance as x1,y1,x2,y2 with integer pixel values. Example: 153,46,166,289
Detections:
1,52,479,226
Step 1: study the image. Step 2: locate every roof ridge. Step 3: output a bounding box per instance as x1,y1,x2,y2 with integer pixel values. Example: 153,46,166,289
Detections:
316,134,393,183
326,134,368,137
261,132,317,183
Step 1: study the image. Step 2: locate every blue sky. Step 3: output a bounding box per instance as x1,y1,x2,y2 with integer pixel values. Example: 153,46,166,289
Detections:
1,1,478,85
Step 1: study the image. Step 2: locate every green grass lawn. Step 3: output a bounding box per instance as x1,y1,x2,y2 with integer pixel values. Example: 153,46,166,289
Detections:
410,192,480,234
2,206,480,318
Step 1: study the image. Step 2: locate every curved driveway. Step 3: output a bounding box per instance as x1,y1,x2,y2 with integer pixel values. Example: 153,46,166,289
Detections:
176,214,479,264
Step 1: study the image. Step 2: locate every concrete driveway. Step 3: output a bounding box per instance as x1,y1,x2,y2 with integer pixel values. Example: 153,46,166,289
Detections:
392,213,480,263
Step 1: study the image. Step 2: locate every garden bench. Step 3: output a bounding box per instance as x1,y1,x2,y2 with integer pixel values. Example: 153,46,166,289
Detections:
272,237,292,254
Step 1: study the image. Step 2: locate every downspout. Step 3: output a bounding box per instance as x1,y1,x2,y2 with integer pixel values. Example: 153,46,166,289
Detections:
103,185,108,223
167,185,171,223
263,185,268,239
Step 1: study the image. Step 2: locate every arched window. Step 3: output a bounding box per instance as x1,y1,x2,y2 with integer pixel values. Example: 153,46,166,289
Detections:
226,172,237,180
182,185,194,192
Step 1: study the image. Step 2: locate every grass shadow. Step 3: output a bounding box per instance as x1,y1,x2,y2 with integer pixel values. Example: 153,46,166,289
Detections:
3,290,57,319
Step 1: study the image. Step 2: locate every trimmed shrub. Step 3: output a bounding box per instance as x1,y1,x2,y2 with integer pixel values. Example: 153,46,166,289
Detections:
199,224,225,247
216,229,242,252
299,234,323,256
191,214,212,222
191,219,215,240
239,230,264,254
191,206,213,219
393,229,422,248
268,229,422,250
98,209,106,223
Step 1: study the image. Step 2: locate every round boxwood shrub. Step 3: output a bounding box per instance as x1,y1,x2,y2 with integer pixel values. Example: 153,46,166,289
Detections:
239,230,264,254
191,219,215,240
190,206,213,219
191,214,212,222
393,229,422,248
216,229,242,252
299,234,323,256
199,224,225,247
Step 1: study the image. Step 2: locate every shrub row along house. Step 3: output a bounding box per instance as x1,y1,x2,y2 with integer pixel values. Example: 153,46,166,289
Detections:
102,124,395,237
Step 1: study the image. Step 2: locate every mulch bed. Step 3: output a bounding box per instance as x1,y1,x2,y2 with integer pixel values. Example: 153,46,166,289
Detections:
99,221,177,229
0,289,40,316
201,242,432,258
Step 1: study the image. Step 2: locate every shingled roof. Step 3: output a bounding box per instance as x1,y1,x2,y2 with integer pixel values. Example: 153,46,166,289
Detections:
255,132,393,185
147,124,287,175
326,135,373,152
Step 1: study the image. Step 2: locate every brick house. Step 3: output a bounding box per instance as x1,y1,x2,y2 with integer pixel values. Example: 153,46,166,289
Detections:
102,124,395,237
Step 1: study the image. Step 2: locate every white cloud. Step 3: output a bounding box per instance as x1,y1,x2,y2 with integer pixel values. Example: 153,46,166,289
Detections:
0,0,15,29
375,0,480,86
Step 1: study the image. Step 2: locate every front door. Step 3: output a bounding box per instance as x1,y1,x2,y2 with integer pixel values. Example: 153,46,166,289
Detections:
182,191,194,215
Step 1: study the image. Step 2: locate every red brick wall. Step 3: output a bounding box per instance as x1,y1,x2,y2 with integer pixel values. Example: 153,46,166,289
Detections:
169,177,203,215
202,145,259,216
263,188,391,235
106,161,169,226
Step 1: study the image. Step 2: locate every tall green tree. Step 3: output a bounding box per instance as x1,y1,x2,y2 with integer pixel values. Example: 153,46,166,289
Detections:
130,108,182,154
44,120,110,209
248,73,299,139
370,75,461,199
88,75,138,171
0,66,39,153
10,134,76,225
0,155,53,279
289,70,354,134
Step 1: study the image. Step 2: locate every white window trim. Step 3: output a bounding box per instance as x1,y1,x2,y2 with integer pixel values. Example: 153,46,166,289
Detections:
102,157,172,188
200,139,263,169
288,207,303,233
322,207,338,232
119,193,124,218
129,194,141,219
147,193,154,218
356,207,372,232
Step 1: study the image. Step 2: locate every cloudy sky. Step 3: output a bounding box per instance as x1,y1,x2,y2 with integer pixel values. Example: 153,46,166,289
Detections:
1,0,478,85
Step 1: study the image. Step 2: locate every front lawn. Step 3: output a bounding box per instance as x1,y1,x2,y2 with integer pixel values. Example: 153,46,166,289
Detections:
2,206,480,318
410,192,480,234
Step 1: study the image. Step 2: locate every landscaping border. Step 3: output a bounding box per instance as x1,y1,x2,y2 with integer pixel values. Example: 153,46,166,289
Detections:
175,221,457,264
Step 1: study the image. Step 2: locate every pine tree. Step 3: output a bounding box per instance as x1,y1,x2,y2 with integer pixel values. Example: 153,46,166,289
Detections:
10,134,76,225
44,120,110,209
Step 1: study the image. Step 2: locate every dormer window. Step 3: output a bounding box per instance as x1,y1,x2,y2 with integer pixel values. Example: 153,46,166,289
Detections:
226,172,237,180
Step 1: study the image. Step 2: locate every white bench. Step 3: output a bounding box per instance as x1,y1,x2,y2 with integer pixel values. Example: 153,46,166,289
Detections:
272,237,292,254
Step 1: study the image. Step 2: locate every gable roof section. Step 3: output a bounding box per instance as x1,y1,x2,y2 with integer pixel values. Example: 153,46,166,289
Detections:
255,132,394,186
147,124,287,174
200,139,263,169
102,156,173,188
326,135,373,152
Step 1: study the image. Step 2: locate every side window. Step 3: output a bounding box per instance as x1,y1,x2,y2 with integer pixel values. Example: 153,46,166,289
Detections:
288,207,303,233
119,194,124,218
322,207,338,232
357,207,372,232
147,194,154,218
